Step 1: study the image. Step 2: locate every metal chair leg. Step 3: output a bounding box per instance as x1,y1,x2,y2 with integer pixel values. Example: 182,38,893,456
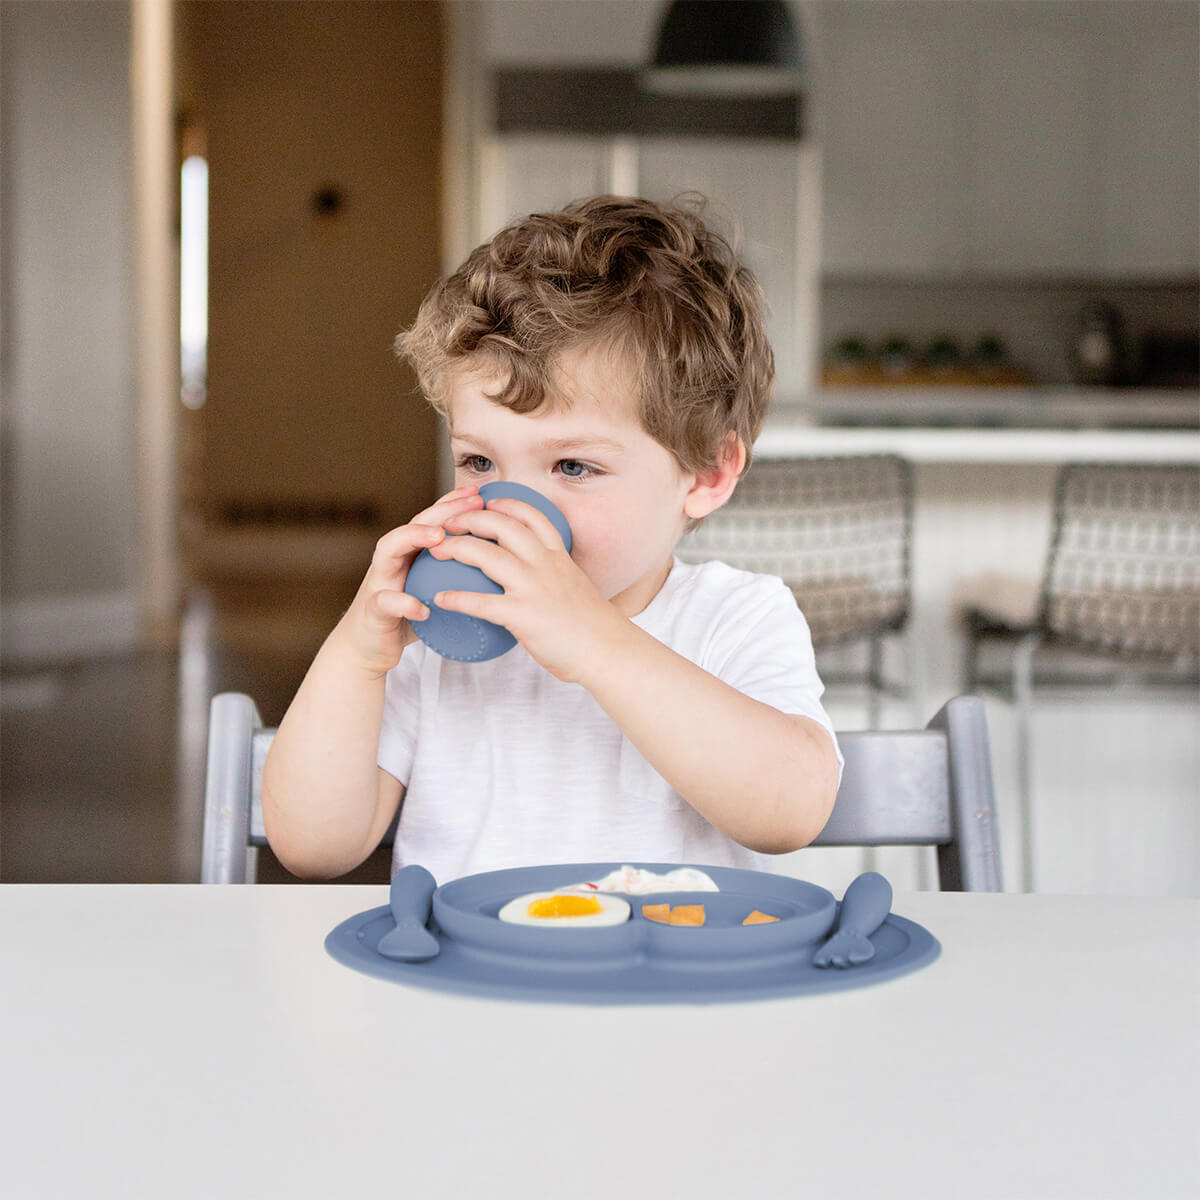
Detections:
903,621,922,730
1012,631,1042,893
965,627,980,694
867,632,884,730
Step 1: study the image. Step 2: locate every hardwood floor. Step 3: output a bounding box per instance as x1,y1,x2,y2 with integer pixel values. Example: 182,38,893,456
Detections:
0,581,392,884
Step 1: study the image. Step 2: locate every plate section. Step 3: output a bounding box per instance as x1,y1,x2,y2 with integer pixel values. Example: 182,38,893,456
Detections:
325,862,941,1004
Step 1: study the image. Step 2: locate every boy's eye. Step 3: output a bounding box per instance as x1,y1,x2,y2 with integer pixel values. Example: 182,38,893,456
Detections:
557,459,593,479
459,454,493,475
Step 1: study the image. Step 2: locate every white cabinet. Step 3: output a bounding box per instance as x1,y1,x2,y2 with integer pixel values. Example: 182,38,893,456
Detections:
637,138,820,398
819,0,1199,278
971,19,1108,274
477,134,821,392
478,134,614,234
819,7,973,273
1100,19,1200,275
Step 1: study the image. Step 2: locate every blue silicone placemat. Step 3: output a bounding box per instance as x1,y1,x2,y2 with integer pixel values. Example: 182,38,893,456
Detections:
325,863,941,1005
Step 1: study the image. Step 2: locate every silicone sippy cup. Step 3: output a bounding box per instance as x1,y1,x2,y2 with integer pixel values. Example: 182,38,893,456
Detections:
403,481,572,662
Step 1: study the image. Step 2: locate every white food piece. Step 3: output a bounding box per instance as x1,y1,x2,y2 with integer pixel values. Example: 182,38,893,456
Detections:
497,890,632,927
562,865,720,895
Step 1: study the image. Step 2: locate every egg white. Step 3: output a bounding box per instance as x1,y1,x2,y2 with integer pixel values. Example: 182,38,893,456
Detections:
497,890,631,928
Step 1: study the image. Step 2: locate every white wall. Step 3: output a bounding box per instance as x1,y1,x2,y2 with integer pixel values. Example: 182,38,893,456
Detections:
1,0,139,662
479,0,664,64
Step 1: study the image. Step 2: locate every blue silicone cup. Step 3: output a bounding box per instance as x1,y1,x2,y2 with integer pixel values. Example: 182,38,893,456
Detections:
403,481,572,663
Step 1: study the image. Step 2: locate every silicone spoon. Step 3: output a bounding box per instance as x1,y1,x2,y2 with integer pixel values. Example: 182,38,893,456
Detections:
376,864,440,961
812,871,893,969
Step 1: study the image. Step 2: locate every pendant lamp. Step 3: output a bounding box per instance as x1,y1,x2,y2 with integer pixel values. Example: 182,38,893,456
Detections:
646,0,804,95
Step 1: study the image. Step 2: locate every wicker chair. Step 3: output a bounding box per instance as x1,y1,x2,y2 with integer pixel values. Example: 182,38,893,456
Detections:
676,455,914,725
964,462,1200,889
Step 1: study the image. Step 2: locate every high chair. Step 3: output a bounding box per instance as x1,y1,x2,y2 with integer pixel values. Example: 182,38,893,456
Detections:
202,692,1001,890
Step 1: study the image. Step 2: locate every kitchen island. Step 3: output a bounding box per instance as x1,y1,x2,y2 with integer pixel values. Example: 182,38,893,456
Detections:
758,388,1200,463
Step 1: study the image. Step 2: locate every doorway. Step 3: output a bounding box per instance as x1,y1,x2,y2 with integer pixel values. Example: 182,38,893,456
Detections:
177,1,444,605
175,1,444,732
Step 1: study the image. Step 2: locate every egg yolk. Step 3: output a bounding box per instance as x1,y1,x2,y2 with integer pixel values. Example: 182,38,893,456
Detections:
526,894,603,919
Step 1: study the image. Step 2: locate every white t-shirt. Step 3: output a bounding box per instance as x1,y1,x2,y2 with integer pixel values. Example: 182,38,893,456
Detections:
378,557,842,884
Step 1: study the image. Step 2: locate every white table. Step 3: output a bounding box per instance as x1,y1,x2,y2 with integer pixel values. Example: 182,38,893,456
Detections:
1,885,1195,1199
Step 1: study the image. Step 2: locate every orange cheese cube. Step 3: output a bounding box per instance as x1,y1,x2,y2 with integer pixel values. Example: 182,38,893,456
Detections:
742,910,780,925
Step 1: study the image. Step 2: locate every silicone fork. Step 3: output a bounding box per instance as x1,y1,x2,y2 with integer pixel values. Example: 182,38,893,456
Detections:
812,871,893,969
376,864,441,961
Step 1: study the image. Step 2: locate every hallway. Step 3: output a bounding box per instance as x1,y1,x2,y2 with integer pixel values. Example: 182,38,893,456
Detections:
1,581,392,884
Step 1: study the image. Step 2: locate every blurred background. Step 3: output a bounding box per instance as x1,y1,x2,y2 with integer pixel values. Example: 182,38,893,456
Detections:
1,0,1197,892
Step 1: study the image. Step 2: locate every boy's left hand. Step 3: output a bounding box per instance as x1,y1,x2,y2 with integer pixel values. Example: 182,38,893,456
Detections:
428,497,623,682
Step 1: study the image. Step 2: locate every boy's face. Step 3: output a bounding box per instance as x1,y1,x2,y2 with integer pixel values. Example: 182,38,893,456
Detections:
444,345,696,617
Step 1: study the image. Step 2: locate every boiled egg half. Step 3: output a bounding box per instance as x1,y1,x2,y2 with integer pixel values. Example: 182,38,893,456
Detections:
497,890,631,928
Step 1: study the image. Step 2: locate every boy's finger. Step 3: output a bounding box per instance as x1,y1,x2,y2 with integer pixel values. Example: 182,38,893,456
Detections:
410,488,485,529
368,589,430,625
368,491,488,573
432,589,502,624
370,522,445,573
428,528,514,584
444,504,562,557
480,496,567,550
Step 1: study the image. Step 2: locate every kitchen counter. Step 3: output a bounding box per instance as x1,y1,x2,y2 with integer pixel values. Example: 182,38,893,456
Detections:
760,388,1200,463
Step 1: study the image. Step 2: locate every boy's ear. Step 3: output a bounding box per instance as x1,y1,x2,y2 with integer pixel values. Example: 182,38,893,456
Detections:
684,434,747,521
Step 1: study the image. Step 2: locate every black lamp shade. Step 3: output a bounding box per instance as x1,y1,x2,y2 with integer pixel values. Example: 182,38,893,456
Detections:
653,0,803,71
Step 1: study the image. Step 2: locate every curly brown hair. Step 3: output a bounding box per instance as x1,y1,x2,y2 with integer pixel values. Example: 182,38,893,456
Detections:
395,194,774,477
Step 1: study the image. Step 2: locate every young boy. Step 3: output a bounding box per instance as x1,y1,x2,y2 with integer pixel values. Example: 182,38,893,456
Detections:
262,195,841,883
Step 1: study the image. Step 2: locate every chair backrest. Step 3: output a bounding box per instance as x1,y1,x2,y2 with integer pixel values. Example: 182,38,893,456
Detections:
812,694,1002,891
1039,463,1200,658
202,691,1000,890
201,691,270,884
674,455,913,646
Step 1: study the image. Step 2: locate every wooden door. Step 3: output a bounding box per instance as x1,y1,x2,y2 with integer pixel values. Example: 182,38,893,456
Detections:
178,1,444,579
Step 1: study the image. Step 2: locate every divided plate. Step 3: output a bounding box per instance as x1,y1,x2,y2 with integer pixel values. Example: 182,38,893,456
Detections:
325,862,940,1004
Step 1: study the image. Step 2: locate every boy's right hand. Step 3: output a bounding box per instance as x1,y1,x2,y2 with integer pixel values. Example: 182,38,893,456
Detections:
337,485,485,677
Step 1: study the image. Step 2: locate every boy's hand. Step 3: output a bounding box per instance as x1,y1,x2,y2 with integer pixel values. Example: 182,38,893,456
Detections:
428,496,625,683
337,486,485,677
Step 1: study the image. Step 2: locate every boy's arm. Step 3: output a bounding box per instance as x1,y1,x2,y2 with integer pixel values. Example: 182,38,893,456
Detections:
261,623,403,879
261,487,485,878
577,619,840,854
429,500,838,854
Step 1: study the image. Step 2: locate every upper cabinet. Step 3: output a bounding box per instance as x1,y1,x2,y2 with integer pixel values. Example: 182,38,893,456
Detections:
818,7,972,274
819,1,1200,278
463,0,1197,396
478,133,820,394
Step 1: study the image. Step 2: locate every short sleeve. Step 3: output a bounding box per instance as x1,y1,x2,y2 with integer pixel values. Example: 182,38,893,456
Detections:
377,643,424,785
700,573,843,772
